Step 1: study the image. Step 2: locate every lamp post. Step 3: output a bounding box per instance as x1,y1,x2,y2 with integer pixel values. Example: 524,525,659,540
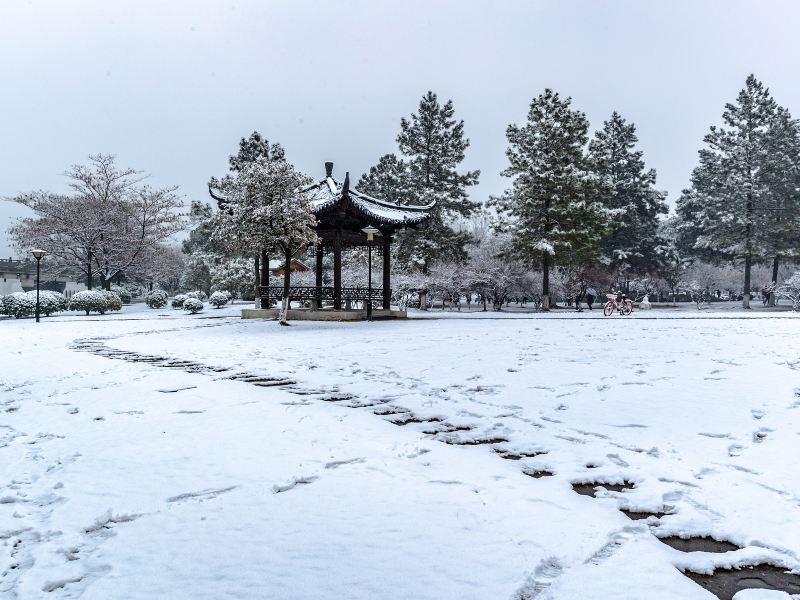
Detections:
361,226,380,321
32,249,46,323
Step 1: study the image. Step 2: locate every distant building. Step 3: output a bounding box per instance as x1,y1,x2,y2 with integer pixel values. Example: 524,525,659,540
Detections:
0,257,86,298
268,258,310,277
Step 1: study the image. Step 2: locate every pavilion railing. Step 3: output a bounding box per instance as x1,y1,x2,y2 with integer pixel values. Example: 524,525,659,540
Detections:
258,286,386,304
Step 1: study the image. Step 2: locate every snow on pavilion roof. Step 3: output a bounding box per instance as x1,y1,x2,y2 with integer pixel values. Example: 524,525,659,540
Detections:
300,175,434,226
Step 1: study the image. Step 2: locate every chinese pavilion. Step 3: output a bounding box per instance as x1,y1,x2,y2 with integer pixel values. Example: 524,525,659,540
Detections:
211,162,434,315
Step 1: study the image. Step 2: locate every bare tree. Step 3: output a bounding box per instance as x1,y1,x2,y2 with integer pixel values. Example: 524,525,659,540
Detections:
10,155,184,289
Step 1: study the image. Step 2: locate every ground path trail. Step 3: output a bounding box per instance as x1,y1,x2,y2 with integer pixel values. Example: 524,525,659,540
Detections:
2,307,800,598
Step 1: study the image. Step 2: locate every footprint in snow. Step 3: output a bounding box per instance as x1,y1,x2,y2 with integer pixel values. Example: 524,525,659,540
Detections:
273,476,318,494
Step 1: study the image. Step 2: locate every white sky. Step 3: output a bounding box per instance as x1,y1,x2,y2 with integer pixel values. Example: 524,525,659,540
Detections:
2,0,799,257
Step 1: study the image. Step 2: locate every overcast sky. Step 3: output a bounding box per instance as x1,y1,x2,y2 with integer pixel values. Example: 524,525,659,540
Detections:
2,0,799,257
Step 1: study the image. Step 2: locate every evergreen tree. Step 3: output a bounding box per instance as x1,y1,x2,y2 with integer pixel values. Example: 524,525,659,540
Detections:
589,112,668,276
228,131,285,172
762,106,800,299
210,157,316,324
209,131,288,303
392,91,480,270
491,89,616,309
676,75,797,308
356,154,407,204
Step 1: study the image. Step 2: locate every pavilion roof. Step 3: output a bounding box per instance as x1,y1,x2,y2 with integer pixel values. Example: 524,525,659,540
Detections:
300,168,434,226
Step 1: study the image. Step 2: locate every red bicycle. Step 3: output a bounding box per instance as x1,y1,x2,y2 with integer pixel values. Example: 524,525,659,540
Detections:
603,292,634,316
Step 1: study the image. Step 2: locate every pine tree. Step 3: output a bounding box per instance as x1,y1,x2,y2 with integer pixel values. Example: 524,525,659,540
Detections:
676,75,796,308
762,106,800,301
589,112,668,277
491,89,616,309
392,91,480,270
228,131,285,172
356,154,407,204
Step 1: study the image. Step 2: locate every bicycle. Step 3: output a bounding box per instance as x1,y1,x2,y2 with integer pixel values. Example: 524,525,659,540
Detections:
603,292,634,316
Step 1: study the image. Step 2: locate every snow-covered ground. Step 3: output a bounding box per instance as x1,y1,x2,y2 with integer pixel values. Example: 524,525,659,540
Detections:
2,306,800,599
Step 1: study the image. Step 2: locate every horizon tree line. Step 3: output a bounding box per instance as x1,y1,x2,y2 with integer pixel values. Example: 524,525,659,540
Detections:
8,74,800,311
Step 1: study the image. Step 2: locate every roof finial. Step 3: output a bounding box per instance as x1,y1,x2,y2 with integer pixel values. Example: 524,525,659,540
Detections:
342,172,350,194
325,161,333,178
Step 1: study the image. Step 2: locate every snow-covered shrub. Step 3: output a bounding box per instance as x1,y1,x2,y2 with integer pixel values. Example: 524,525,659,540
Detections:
183,297,204,314
100,291,122,313
70,290,108,315
171,294,187,309
208,291,228,308
145,289,169,309
111,286,132,304
2,292,35,318
185,290,208,302
32,290,68,316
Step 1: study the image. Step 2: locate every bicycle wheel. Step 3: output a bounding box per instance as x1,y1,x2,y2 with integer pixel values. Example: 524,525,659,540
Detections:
603,301,614,316
622,300,633,315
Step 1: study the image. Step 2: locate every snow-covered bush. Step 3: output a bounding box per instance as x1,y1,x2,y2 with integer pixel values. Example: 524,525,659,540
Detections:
171,294,188,309
183,297,204,314
111,286,132,304
208,291,228,308
2,292,35,318
100,291,122,313
145,289,169,309
776,272,800,311
34,290,68,316
186,290,207,302
70,290,109,315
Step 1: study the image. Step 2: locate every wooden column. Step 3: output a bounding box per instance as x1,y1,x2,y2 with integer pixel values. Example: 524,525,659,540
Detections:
333,229,342,310
382,235,391,309
314,243,324,309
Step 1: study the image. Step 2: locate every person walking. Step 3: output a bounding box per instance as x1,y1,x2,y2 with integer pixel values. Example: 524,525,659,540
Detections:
586,286,597,310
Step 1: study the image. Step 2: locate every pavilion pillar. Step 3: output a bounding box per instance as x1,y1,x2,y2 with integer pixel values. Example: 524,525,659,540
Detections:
382,235,391,309
314,243,324,309
333,228,342,310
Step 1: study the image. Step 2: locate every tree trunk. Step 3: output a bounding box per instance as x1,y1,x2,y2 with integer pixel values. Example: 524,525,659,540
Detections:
279,249,292,325
743,253,752,309
87,249,93,290
542,254,551,310
768,255,779,307
254,253,260,309
743,192,753,309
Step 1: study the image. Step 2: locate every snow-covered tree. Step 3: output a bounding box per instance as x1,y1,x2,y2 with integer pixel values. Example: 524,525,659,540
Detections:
676,75,799,308
775,272,800,311
388,91,480,270
589,112,668,276
210,258,255,300
10,155,184,290
762,106,800,303
211,157,316,324
356,154,408,205
491,89,617,309
208,132,289,301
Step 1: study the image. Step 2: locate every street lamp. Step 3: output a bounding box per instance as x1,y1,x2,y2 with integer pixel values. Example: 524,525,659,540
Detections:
31,249,46,323
361,226,380,321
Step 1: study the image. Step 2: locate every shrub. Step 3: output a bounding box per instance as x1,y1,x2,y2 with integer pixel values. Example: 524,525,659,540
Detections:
100,291,122,312
171,294,187,309
145,289,169,309
111,286,132,304
2,292,35,318
186,290,208,301
32,290,67,316
208,291,229,308
183,297,204,314
70,290,108,315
